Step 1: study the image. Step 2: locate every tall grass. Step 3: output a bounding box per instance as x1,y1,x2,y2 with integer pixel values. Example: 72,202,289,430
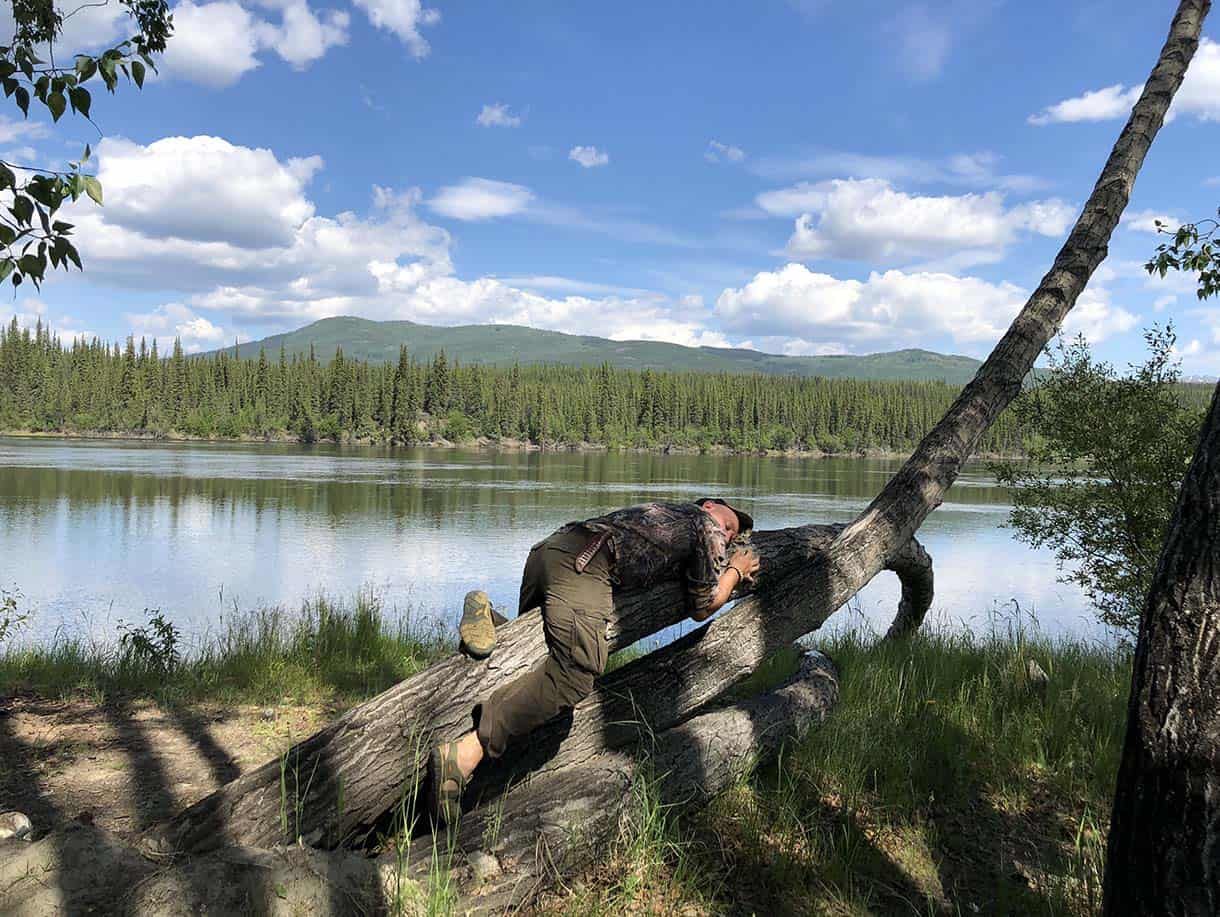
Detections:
0,590,451,706
549,622,1130,916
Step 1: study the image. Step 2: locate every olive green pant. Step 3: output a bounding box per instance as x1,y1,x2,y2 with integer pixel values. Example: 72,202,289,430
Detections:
476,529,611,759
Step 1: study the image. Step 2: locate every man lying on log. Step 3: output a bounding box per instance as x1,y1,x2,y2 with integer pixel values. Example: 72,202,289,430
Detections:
428,497,762,824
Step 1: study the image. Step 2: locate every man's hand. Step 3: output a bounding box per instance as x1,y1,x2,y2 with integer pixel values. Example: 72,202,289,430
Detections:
729,547,760,585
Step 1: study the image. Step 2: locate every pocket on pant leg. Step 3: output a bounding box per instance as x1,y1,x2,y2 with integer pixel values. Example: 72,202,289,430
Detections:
568,610,608,676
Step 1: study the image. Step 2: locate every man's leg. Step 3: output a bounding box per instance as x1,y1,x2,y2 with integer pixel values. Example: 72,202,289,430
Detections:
433,531,611,815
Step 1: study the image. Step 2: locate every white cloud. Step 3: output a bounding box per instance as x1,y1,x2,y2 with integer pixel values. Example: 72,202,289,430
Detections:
0,115,47,146
428,177,533,221
1123,209,1180,233
476,103,523,128
159,0,348,88
264,0,350,68
162,2,268,87
763,178,1073,266
1059,287,1137,343
715,263,1136,351
349,0,440,57
1154,295,1177,312
705,140,746,163
93,136,321,248
716,264,1028,348
1205,176,1220,188
885,4,952,81
53,135,723,349
1028,83,1144,126
750,148,1049,194
569,145,610,168
1030,37,1220,125
126,303,229,352
9,299,96,343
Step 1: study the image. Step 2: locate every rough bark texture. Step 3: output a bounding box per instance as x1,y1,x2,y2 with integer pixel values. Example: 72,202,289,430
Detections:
392,650,839,915
1102,380,1220,915
0,651,837,917
145,525,926,854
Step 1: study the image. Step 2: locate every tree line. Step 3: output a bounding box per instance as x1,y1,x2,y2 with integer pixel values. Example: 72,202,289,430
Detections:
3,317,1210,455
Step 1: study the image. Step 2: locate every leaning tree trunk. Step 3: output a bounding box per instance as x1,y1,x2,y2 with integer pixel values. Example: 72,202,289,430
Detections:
144,0,1207,882
1102,380,1220,915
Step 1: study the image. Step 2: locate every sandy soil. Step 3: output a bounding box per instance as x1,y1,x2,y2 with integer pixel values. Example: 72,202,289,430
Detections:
0,692,332,839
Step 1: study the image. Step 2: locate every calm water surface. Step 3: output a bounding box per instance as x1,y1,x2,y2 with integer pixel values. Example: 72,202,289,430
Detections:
0,437,1105,646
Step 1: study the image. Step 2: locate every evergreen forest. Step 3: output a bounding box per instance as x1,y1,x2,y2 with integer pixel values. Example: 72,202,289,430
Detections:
1,318,1209,455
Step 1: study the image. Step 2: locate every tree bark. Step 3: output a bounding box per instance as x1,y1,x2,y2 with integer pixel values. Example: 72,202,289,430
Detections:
146,0,1206,871
393,650,839,915
143,526,926,853
1102,380,1220,914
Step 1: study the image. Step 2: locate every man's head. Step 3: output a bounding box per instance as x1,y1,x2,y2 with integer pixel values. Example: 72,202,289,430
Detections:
696,498,754,542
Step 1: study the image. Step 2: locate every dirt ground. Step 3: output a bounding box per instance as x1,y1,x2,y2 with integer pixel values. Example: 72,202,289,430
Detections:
0,692,332,839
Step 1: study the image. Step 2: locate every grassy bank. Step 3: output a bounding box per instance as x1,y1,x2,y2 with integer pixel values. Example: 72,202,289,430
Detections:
555,627,1129,916
0,597,1129,915
0,591,452,706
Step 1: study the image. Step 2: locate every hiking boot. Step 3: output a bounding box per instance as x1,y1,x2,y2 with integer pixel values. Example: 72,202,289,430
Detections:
428,742,467,827
459,590,497,659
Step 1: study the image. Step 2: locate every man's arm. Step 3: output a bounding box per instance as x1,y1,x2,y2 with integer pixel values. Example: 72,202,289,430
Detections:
690,549,760,622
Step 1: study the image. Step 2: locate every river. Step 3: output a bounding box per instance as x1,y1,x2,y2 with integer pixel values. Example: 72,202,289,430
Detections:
0,436,1108,647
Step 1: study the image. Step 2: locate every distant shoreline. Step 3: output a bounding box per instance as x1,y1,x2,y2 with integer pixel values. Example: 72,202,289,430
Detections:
0,427,1022,462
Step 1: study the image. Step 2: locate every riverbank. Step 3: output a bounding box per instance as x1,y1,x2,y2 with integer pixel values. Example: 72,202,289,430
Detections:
0,593,1127,915
0,427,1025,462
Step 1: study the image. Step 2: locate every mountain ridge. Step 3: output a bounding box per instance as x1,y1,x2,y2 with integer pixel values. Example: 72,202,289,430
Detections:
208,316,985,384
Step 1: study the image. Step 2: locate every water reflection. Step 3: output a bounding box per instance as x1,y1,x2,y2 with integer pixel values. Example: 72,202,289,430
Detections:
0,437,1100,645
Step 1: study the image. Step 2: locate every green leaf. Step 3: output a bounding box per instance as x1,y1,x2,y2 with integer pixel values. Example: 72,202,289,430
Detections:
0,225,16,247
75,56,97,82
47,91,66,122
62,241,81,270
0,163,14,191
14,86,29,116
83,176,103,205
0,260,13,283
99,56,117,90
131,60,146,88
18,253,40,278
12,195,32,225
68,86,90,118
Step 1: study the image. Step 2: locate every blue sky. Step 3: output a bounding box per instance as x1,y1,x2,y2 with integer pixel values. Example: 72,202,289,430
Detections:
6,0,1220,374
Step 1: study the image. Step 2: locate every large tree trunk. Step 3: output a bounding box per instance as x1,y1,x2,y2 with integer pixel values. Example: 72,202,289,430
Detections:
1102,380,1220,914
143,0,1207,886
143,526,928,853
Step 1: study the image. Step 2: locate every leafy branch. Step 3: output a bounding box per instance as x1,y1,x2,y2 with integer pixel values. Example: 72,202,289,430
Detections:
1146,209,1220,301
0,0,172,290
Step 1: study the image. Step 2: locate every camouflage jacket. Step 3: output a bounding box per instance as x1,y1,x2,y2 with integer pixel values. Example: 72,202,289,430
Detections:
561,501,730,614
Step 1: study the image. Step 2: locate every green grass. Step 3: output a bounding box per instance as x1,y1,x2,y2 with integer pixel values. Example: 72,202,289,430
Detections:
552,624,1130,916
1,597,1129,915
0,590,451,706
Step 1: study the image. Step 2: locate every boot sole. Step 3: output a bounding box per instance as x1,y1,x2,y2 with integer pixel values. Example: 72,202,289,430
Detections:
459,590,496,659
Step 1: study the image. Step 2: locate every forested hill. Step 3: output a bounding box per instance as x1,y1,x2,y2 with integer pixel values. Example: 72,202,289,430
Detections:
212,316,983,384
0,318,1025,454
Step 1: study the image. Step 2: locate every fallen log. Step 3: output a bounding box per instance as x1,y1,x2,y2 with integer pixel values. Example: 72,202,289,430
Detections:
144,525,928,854
0,651,838,917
